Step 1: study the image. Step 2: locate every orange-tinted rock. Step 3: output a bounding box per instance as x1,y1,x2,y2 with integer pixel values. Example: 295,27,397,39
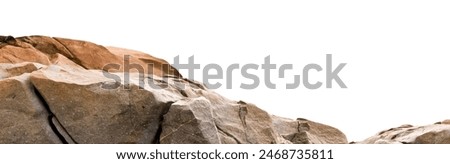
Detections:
1,35,180,77
0,35,346,144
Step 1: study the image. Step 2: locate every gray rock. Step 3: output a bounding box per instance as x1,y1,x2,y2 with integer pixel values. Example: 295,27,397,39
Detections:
272,116,348,144
160,98,284,144
30,66,174,143
0,73,61,143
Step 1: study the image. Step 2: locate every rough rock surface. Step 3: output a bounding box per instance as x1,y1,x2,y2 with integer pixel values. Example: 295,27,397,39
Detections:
272,117,348,144
0,70,61,143
0,35,347,144
356,121,450,144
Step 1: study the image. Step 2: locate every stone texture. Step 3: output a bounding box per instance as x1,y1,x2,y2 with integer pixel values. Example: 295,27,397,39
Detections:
30,66,175,143
2,35,180,77
272,116,348,144
0,39,51,65
160,97,221,144
0,73,61,143
0,62,45,79
357,121,450,144
0,35,347,144
160,98,284,144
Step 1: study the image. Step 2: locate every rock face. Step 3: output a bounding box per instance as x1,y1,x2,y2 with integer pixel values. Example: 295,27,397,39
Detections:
272,117,348,144
0,68,61,143
357,121,450,144
0,35,347,144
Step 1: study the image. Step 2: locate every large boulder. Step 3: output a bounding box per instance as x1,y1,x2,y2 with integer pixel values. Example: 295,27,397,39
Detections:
160,98,282,144
0,35,347,144
30,66,168,143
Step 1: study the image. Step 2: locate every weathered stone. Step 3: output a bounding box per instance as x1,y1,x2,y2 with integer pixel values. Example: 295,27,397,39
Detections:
30,66,173,143
0,35,348,144
272,116,348,144
0,42,50,65
357,121,450,144
0,73,61,143
0,35,180,77
0,62,45,79
160,98,285,144
160,97,221,144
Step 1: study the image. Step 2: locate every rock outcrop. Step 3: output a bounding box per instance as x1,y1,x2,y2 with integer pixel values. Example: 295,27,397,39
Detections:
356,121,450,144
0,35,347,144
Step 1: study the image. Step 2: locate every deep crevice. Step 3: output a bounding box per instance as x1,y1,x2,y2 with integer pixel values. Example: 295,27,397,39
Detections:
33,86,75,144
51,116,78,144
47,115,68,144
152,101,174,144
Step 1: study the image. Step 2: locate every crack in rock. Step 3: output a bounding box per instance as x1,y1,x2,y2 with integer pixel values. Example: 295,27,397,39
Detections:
33,86,76,144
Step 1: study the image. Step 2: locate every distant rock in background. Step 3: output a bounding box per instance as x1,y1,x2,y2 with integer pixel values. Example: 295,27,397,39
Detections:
355,121,450,144
0,35,348,144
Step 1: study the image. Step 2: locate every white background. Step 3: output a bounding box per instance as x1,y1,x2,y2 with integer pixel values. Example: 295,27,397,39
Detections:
3,0,450,141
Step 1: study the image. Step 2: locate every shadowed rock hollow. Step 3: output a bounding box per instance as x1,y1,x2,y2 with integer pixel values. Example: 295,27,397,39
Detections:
0,35,348,144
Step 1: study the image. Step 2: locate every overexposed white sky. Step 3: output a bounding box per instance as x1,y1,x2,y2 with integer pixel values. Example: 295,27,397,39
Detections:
4,0,450,141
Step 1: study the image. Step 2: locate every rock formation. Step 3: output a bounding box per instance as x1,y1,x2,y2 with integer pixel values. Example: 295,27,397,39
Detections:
3,35,449,144
0,35,348,144
356,120,450,144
